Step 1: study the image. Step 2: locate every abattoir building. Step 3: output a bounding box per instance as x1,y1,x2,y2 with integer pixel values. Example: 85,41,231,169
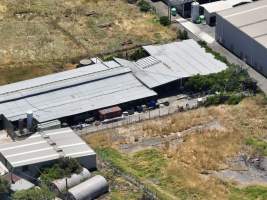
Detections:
216,0,267,77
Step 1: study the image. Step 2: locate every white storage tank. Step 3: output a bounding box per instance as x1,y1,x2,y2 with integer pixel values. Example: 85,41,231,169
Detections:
52,168,91,194
191,1,200,22
67,175,109,200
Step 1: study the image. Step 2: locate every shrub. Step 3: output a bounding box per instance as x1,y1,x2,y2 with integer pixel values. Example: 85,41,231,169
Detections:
227,94,244,105
129,48,148,61
40,157,82,182
138,0,151,12
204,95,225,106
204,94,244,107
177,29,188,40
0,177,10,193
184,66,254,94
159,16,171,26
12,187,55,200
197,40,230,65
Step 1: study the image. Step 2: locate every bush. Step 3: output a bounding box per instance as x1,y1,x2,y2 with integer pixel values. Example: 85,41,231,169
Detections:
129,48,148,61
184,66,254,94
204,94,244,107
12,187,55,200
204,95,226,106
198,40,230,65
159,16,171,26
177,29,188,40
0,177,10,193
40,157,82,182
227,94,244,105
138,0,151,12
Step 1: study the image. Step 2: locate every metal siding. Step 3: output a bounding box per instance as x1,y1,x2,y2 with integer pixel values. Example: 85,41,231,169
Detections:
216,11,267,77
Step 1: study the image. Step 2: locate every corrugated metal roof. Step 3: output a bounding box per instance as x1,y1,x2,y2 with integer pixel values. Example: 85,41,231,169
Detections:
133,56,178,88
139,39,227,88
201,0,252,14
201,1,233,13
0,63,128,103
217,0,267,48
0,68,156,122
0,128,95,168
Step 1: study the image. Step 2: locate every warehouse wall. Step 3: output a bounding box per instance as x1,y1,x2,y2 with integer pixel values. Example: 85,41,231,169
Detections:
78,154,97,170
216,14,267,77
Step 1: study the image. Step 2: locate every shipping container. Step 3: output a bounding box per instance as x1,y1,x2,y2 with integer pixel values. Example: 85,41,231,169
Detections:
98,106,122,121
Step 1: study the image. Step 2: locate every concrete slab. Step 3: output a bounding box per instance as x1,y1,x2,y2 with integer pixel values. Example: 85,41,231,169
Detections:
176,18,215,44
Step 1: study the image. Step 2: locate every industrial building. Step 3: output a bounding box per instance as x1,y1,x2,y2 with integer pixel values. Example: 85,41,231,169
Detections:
0,39,227,129
0,127,96,180
117,39,227,89
0,62,156,124
201,0,252,25
216,0,267,77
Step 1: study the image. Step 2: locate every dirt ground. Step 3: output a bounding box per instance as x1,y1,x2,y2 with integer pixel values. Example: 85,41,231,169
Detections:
0,0,176,84
85,95,267,199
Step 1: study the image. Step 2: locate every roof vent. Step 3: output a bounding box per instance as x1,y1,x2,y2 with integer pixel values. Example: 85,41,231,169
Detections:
48,140,56,146
42,135,50,139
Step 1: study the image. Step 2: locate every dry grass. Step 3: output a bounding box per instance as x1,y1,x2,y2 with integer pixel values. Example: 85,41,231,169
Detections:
0,0,176,84
85,95,267,200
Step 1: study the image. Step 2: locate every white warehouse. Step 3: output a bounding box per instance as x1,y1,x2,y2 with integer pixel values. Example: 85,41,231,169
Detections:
0,127,96,180
215,0,267,77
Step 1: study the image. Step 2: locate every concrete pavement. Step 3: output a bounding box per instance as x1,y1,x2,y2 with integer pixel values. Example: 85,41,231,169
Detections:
176,18,215,44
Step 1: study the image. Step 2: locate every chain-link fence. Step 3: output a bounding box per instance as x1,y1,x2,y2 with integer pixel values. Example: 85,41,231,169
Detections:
75,98,200,136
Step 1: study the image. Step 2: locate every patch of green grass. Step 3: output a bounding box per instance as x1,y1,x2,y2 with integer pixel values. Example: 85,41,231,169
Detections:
230,186,267,200
97,147,171,200
245,138,267,156
97,147,207,200
111,189,142,200
96,147,166,179
131,148,167,178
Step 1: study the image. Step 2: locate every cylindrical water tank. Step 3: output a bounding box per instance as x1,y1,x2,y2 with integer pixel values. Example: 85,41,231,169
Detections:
52,168,91,193
79,59,92,67
26,110,33,132
67,175,109,200
191,2,200,23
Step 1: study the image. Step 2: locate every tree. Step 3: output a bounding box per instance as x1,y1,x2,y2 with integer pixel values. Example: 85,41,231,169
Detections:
137,0,151,12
